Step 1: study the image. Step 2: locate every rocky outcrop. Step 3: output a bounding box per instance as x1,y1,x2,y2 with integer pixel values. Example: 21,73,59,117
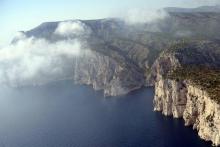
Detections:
153,41,220,146
184,84,220,145
154,78,187,118
73,50,144,96
154,77,220,145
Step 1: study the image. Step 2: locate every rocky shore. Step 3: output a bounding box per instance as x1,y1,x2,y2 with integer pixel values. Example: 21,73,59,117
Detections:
153,41,220,146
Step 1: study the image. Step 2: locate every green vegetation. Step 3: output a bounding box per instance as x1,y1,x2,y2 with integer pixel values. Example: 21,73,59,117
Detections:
168,66,220,104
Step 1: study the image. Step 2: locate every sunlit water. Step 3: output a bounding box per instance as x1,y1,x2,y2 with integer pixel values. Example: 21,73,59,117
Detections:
0,80,211,147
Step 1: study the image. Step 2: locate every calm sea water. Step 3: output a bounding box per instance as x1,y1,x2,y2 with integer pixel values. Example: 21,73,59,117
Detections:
0,80,211,147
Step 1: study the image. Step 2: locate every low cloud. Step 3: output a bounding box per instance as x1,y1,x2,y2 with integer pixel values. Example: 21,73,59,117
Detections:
119,8,169,25
14,31,26,40
192,0,220,6
176,0,220,7
0,20,93,87
0,32,85,87
175,30,192,37
54,21,91,37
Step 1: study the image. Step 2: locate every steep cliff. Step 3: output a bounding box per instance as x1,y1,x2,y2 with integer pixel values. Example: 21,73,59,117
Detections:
153,41,220,145
73,49,144,96
9,6,220,98
184,83,220,145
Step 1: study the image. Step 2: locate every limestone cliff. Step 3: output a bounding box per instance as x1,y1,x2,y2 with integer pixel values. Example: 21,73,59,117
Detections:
154,77,220,145
154,79,187,118
153,41,220,146
184,84,220,145
73,50,144,96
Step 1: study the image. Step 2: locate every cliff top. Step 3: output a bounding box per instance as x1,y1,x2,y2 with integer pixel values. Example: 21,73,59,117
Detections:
165,40,220,68
157,41,220,103
168,66,220,104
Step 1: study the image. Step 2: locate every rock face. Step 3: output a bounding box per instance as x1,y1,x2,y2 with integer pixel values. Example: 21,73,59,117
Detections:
184,84,220,145
155,77,220,145
154,79,187,118
153,41,220,146
73,50,144,96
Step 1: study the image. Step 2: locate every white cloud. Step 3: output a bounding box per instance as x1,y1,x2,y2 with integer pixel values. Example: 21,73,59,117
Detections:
176,0,220,7
0,20,94,87
119,8,169,25
0,32,84,86
54,21,90,36
175,30,192,37
195,0,220,5
14,31,26,40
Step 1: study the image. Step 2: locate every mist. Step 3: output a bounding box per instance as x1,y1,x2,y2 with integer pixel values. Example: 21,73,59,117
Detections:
0,21,90,87
117,8,169,25
54,20,91,37
194,0,220,6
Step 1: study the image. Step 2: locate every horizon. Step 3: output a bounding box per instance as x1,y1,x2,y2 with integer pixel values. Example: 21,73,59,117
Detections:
1,0,220,47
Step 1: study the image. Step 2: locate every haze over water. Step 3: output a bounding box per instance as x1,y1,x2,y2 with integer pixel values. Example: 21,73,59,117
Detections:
0,80,211,147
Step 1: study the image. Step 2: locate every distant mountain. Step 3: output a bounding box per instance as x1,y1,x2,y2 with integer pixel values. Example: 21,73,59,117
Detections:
165,5,220,13
11,6,220,95
12,8,220,79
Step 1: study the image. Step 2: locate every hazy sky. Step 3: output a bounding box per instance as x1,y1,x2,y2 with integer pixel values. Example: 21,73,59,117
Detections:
1,0,219,46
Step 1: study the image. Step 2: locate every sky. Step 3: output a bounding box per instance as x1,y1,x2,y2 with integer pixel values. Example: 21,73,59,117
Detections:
1,0,220,47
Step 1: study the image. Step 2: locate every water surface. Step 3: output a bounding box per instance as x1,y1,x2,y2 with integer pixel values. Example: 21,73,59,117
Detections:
0,80,211,147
